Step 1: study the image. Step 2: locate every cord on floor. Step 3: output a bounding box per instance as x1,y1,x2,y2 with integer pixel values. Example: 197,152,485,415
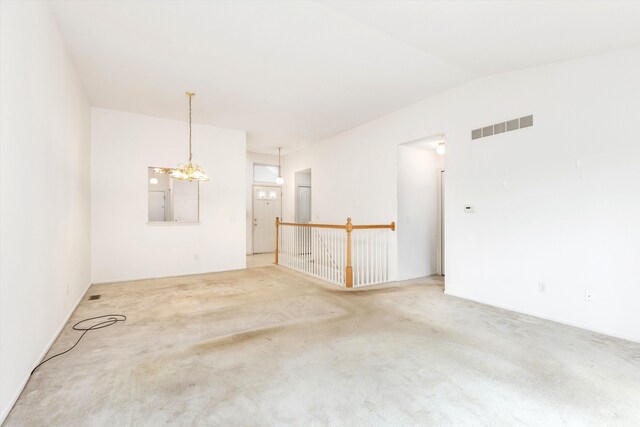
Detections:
31,314,127,375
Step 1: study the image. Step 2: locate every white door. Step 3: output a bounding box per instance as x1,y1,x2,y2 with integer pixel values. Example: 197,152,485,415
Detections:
296,186,312,223
148,191,165,221
253,186,281,254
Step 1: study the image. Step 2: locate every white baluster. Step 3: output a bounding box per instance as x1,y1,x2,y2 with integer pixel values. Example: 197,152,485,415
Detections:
366,231,370,285
376,230,380,284
378,230,382,283
332,229,336,283
324,229,328,281
305,228,309,274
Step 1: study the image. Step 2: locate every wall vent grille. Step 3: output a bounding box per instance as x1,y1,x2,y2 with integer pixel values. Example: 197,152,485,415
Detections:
472,115,533,141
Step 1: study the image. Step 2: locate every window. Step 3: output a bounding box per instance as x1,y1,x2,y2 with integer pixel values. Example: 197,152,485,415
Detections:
148,167,199,223
253,164,279,183
256,190,279,200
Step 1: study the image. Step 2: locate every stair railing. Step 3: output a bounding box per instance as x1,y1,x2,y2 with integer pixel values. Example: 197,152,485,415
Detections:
275,217,395,288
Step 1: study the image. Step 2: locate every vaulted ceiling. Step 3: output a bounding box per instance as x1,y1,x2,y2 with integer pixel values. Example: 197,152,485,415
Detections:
50,0,640,154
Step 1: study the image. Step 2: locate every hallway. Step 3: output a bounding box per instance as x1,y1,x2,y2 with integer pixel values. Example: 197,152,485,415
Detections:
6,267,640,425
246,252,275,269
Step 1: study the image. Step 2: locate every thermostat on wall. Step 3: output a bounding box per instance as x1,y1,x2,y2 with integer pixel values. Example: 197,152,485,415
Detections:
464,205,475,213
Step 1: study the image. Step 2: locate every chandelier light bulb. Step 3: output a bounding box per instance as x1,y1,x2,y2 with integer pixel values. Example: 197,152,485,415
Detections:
275,176,284,185
149,177,158,185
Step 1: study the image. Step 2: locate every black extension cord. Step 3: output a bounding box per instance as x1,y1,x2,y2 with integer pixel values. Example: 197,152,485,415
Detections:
31,314,127,375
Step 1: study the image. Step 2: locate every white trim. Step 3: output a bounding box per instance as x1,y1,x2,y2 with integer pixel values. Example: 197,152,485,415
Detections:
0,286,89,424
437,169,445,276
444,289,639,344
90,267,248,285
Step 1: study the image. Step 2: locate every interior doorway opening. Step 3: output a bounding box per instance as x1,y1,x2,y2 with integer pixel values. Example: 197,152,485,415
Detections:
397,134,445,281
294,169,312,223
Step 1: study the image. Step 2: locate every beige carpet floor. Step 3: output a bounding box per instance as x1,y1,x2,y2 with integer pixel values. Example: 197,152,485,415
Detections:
5,266,640,426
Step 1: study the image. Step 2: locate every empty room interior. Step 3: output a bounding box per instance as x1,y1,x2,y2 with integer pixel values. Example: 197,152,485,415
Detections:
2,0,640,425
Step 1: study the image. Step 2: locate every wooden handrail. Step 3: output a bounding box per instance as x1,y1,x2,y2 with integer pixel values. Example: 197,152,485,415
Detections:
278,221,345,229
277,220,396,231
274,217,395,288
353,223,396,231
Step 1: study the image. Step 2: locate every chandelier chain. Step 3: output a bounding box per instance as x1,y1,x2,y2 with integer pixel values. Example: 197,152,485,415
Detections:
188,93,193,163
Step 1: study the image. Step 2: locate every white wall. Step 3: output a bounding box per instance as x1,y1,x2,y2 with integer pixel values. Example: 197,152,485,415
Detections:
443,47,640,343
295,170,311,187
0,1,91,421
246,152,281,254
282,95,445,281
91,108,246,283
282,95,444,225
283,47,640,342
397,146,443,280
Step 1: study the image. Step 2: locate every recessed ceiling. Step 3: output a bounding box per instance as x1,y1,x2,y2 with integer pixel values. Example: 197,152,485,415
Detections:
49,0,640,154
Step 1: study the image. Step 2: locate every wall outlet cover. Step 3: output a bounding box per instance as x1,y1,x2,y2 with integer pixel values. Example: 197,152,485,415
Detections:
585,290,593,302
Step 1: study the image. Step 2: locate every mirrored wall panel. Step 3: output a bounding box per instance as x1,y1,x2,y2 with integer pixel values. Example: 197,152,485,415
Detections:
148,167,199,223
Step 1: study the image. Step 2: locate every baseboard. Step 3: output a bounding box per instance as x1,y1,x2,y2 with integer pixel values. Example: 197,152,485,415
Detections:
0,285,90,424
91,265,248,285
444,289,639,344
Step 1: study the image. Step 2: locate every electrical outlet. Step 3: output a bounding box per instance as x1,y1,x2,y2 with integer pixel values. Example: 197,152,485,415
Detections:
585,290,593,302
538,282,546,293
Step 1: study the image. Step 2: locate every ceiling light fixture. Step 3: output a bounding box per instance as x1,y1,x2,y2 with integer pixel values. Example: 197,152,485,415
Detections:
275,147,284,185
157,92,209,182
436,142,445,155
149,168,159,185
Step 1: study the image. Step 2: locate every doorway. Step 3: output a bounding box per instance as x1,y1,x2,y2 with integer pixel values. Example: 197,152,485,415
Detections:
296,186,311,223
294,169,312,254
396,135,445,280
294,169,312,223
252,186,282,254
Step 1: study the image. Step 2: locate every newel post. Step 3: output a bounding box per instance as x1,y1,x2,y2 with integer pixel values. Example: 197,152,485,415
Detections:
275,217,280,265
345,217,353,288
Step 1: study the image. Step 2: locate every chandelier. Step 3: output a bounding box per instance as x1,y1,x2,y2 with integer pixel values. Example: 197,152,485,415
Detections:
156,92,209,182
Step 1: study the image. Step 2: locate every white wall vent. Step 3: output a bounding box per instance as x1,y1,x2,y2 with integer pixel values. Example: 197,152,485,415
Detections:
472,115,533,141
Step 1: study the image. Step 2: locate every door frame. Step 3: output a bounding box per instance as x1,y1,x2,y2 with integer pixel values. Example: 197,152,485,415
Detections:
252,184,282,255
437,169,445,276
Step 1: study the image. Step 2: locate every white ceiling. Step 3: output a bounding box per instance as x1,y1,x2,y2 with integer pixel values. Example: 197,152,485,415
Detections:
50,0,640,154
